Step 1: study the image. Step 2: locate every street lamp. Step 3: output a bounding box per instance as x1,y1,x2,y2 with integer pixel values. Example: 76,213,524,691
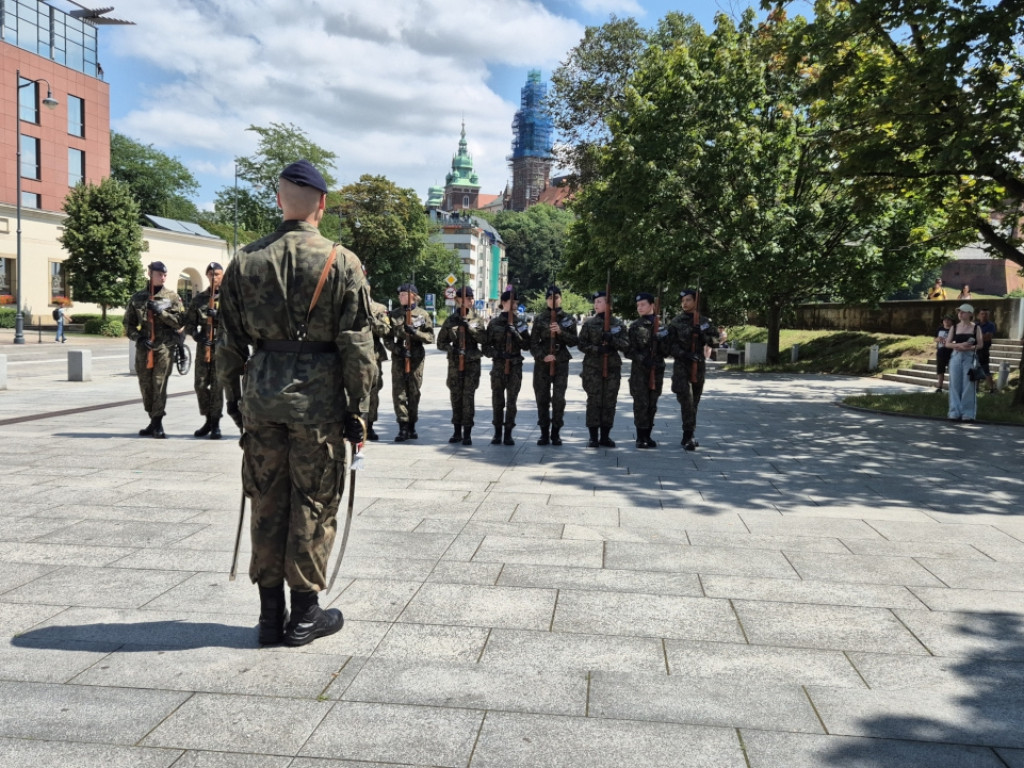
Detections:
14,69,59,344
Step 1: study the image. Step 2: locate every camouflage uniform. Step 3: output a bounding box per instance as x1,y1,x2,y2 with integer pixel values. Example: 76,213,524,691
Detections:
436,308,486,431
666,310,718,445
483,310,530,440
182,287,224,423
530,308,578,438
367,299,391,430
578,312,629,433
217,220,374,592
124,284,185,423
626,314,669,436
383,303,434,431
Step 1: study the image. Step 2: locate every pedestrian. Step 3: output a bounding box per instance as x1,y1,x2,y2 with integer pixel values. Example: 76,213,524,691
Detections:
667,289,718,450
124,261,185,439
530,284,578,445
182,262,225,439
943,302,983,422
577,290,629,448
483,288,530,445
217,160,374,647
626,292,669,448
976,308,998,394
926,278,946,301
54,304,68,342
437,285,486,445
956,284,972,301
934,314,954,393
366,279,391,441
384,282,434,441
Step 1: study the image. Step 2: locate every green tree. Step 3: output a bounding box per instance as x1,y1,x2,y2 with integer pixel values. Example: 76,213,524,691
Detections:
59,178,147,320
488,204,575,295
563,11,953,362
110,132,200,223
198,185,275,250
415,240,462,306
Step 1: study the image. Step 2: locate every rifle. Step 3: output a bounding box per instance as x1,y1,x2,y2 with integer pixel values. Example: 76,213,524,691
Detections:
403,278,413,375
204,282,216,364
548,301,557,377
689,279,702,384
649,288,661,391
458,269,466,374
602,270,611,379
146,278,156,370
505,282,515,375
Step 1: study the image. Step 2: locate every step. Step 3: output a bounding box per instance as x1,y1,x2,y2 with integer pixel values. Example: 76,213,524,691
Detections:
883,372,944,389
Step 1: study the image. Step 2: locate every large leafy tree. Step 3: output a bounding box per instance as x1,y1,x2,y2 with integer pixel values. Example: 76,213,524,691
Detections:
59,177,147,319
486,204,575,295
562,10,952,361
110,132,200,223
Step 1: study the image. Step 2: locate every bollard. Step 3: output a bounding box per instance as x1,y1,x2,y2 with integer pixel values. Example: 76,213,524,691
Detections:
0,354,7,390
791,344,800,363
68,349,92,382
998,361,1009,391
868,344,880,371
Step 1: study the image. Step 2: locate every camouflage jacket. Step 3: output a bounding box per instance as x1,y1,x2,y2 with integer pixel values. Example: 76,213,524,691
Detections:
124,284,185,347
437,308,487,364
627,314,669,369
216,220,374,424
384,304,434,363
369,299,391,363
530,308,578,363
665,311,718,360
483,312,530,364
578,313,629,374
182,287,220,345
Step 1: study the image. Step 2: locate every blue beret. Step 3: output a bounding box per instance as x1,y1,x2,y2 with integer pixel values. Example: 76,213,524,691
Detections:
206,262,223,272
398,283,418,294
635,292,655,304
279,160,328,195
680,289,697,299
500,289,516,302
148,261,167,273
455,286,474,298
546,285,562,297
592,291,607,301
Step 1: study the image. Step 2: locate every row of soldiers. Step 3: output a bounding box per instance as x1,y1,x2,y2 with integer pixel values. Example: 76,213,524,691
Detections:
368,282,718,451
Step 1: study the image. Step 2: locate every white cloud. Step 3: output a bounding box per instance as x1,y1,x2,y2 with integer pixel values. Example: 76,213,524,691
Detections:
101,0,585,201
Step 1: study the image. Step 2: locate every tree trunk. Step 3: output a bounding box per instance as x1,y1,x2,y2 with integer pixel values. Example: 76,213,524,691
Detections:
766,305,782,365
101,304,108,321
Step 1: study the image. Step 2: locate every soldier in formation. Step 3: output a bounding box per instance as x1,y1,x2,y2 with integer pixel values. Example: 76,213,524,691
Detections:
366,279,391,441
666,288,718,450
627,292,669,448
483,288,530,445
217,160,374,647
384,282,435,442
182,261,225,439
530,285,578,446
436,285,486,445
125,260,185,439
577,290,629,447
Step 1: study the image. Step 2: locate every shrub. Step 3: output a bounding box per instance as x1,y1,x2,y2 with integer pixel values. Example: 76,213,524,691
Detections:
0,307,16,328
84,317,125,337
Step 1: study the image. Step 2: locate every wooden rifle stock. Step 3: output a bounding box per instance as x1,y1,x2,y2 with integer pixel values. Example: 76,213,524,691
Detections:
649,293,661,391
204,284,216,363
548,311,556,377
505,284,515,375
404,296,412,375
146,280,155,370
689,284,701,384
602,272,611,378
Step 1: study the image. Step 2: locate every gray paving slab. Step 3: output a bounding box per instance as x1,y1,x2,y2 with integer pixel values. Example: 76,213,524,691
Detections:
480,627,667,672
605,541,800,579
0,738,182,768
910,586,1024,613
496,563,702,596
472,534,603,567
1,565,193,609
847,651,1024,691
999,748,1024,768
398,582,556,630
371,622,489,662
0,541,141,567
686,530,849,553
329,579,422,622
702,574,926,609
0,638,115,683
914,556,1024,591
785,551,947,587
170,753,291,768
893,608,1024,659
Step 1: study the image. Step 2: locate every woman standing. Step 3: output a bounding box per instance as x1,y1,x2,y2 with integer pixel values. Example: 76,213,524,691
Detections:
944,304,983,422
956,284,972,300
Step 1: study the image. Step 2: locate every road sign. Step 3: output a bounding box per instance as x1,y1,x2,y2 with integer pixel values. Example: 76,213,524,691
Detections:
445,273,458,287
475,300,485,311
444,287,456,300
425,293,435,310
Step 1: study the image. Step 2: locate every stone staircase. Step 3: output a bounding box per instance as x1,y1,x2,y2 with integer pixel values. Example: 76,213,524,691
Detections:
883,338,1022,390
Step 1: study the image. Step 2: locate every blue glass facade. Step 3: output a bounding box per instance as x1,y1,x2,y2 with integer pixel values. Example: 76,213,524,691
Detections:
1,0,100,78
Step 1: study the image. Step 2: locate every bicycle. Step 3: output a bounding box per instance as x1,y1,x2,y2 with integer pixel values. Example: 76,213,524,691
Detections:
172,333,192,376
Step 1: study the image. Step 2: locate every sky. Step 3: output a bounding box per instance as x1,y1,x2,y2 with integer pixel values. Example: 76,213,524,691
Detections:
67,0,765,210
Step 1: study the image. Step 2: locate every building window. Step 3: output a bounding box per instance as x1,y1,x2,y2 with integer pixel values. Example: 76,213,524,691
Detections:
18,77,39,123
463,195,470,207
69,148,85,187
20,134,40,179
49,261,69,305
0,258,15,305
67,95,85,137
20,192,41,209
6,0,101,78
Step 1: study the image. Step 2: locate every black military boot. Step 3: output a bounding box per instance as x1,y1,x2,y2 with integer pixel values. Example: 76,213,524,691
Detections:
151,417,167,439
194,416,212,437
462,426,473,446
209,417,222,440
503,427,515,446
550,427,562,446
284,590,344,647
491,425,502,445
599,426,616,448
587,427,599,448
636,428,649,449
394,423,410,442
682,431,698,451
139,419,156,436
408,421,419,440
537,425,550,446
366,423,380,441
646,431,658,448
257,584,288,645
448,425,463,443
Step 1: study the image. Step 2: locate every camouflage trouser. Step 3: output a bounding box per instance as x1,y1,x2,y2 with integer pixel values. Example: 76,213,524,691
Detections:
241,420,349,591
582,368,621,428
391,357,425,423
446,360,481,426
193,350,224,417
491,363,523,428
533,361,569,428
368,358,384,423
629,366,665,430
672,369,705,433
134,344,174,419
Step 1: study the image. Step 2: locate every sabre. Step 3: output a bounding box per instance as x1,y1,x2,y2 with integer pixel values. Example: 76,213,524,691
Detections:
228,491,246,581
327,421,366,593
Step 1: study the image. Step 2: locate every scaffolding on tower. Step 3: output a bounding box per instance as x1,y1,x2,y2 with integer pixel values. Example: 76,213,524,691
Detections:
508,70,555,211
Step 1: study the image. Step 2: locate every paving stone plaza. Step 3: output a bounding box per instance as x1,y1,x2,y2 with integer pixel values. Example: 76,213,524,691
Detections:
1,335,1023,767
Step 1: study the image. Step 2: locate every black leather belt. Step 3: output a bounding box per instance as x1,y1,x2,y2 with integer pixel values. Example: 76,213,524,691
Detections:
257,340,336,353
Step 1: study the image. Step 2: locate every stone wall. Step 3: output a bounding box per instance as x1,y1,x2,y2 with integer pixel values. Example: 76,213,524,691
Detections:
793,298,1024,338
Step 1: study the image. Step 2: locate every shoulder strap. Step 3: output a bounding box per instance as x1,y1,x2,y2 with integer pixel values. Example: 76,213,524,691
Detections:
305,246,337,328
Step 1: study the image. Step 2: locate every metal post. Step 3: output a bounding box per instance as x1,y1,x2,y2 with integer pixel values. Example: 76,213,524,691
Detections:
14,69,24,344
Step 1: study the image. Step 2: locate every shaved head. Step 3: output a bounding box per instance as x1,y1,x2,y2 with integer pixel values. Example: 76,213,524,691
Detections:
278,177,326,222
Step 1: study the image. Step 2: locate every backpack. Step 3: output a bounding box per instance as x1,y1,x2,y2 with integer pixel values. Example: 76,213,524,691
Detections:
52,307,61,321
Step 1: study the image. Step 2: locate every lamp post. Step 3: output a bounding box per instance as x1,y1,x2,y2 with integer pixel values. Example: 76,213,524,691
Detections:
14,70,59,344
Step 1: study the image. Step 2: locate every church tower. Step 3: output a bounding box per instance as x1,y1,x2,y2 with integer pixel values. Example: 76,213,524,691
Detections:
443,122,481,211
508,70,554,211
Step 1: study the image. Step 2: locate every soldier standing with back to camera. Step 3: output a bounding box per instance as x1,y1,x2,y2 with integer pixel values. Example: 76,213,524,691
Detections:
627,292,669,448
125,261,185,439
217,160,374,647
667,288,718,450
530,285,578,445
436,285,486,445
182,261,225,439
483,288,531,445
578,291,629,448
384,282,434,442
